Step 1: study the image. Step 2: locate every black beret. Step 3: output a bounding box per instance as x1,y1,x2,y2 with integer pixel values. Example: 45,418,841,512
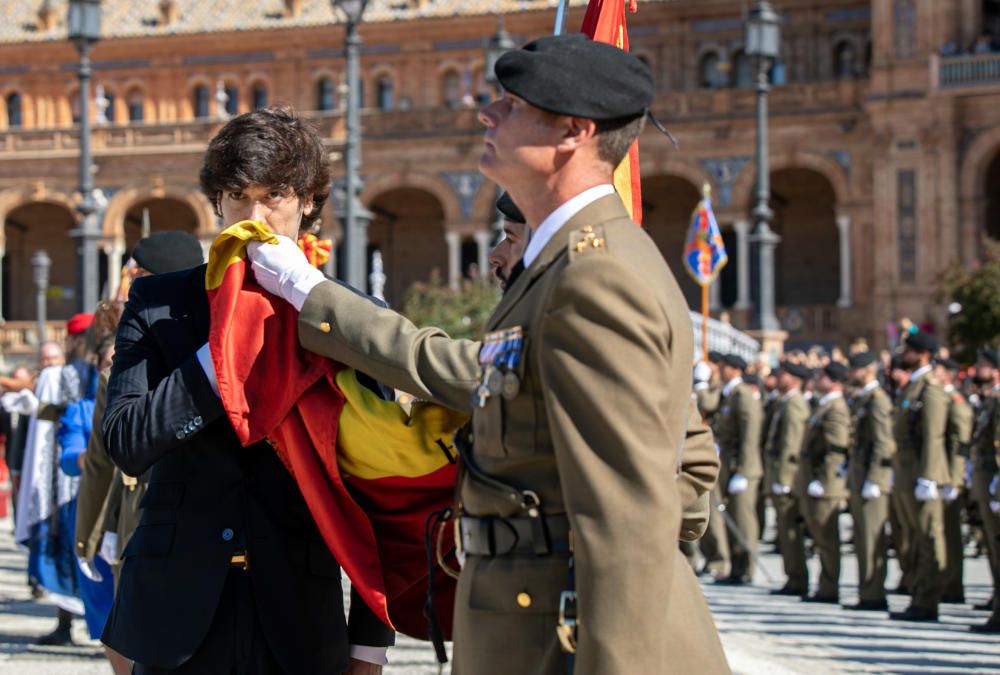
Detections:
495,34,653,121
721,354,747,371
890,354,906,370
133,231,204,275
848,352,877,369
903,331,939,354
743,373,761,387
935,357,960,372
823,362,849,383
979,347,1000,368
496,192,526,224
707,350,724,364
779,361,813,381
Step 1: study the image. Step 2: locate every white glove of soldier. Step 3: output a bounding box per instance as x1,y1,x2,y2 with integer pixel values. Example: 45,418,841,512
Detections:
860,481,882,500
77,557,103,583
771,482,791,496
98,532,119,566
246,236,326,312
727,473,749,495
806,480,825,498
940,485,959,502
693,361,712,385
914,478,939,502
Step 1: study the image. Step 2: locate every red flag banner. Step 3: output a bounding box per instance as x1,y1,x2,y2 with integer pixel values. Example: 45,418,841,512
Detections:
580,0,643,224
206,221,466,638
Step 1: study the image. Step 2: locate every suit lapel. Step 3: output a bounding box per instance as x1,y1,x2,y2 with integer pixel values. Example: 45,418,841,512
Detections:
486,194,629,331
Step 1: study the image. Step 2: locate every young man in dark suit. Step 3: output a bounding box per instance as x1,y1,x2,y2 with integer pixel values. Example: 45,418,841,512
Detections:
101,108,392,674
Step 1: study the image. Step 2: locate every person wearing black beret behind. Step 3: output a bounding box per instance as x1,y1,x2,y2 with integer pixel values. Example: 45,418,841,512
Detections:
971,347,1000,632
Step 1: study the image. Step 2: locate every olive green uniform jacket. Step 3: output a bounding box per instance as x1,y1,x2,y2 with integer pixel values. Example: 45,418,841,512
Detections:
764,390,810,490
715,381,764,485
848,385,896,493
944,389,972,489
74,371,114,560
893,370,950,490
297,194,728,675
794,394,850,500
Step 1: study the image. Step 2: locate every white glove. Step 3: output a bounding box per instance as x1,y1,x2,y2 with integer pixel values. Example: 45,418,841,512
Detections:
98,532,119,566
727,473,749,495
991,475,999,497
861,481,882,500
771,482,791,496
807,480,825,498
77,557,103,583
1,389,37,416
246,237,326,312
914,478,939,502
693,361,712,384
992,500,1000,514
941,485,959,502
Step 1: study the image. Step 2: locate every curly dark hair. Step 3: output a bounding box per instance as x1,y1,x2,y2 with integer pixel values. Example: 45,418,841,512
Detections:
199,107,330,229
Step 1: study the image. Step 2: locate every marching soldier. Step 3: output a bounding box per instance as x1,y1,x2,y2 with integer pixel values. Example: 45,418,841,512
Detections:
795,363,851,603
971,347,1000,633
935,357,972,603
845,352,895,611
248,34,729,673
764,362,812,596
715,354,763,585
890,332,949,622
694,351,731,578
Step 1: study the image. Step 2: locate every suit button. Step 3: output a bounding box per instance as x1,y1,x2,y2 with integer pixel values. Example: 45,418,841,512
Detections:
516,592,532,608
194,416,203,426
176,431,185,440
221,528,234,542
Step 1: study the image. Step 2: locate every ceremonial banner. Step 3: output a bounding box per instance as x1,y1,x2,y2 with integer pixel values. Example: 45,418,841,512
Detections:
206,221,465,639
581,0,643,223
683,187,728,286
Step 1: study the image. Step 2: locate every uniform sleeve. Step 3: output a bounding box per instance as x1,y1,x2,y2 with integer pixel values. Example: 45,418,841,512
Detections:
919,382,950,482
696,386,721,418
678,400,720,511
777,399,808,488
736,392,763,476
76,373,118,559
949,401,973,487
823,403,850,448
537,255,685,673
298,280,481,412
866,393,896,487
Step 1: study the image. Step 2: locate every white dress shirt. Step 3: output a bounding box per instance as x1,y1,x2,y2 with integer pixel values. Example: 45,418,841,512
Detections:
522,184,616,268
818,390,843,407
722,376,743,398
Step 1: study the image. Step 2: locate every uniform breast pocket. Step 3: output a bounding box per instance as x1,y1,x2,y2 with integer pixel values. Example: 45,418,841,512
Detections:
474,332,536,460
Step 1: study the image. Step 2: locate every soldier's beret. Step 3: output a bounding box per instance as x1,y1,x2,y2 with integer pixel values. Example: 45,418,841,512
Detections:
890,354,906,370
848,352,877,369
707,350,724,364
935,357,960,372
903,331,939,354
979,347,999,368
779,361,813,381
496,192,526,224
495,34,653,121
133,231,205,275
743,373,761,387
721,354,747,371
823,362,849,382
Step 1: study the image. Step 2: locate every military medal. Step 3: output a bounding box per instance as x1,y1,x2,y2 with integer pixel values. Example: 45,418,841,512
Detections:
501,372,521,400
487,368,504,396
477,326,526,406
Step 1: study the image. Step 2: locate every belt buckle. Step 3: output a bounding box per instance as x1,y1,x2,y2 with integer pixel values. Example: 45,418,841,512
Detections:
230,551,250,571
556,590,578,654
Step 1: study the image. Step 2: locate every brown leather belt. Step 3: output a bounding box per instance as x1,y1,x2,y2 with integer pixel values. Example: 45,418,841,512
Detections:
229,550,250,570
459,514,571,556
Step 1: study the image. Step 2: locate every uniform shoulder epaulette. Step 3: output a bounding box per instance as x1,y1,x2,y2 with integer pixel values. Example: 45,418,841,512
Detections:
568,224,608,261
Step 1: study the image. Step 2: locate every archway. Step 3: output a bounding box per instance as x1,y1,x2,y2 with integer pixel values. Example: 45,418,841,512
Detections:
984,149,1000,241
123,197,200,254
641,175,703,309
3,202,79,320
769,168,839,306
366,188,447,305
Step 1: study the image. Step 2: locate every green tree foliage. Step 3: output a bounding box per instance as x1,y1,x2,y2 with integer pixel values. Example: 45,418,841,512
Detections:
400,271,500,341
942,241,1000,363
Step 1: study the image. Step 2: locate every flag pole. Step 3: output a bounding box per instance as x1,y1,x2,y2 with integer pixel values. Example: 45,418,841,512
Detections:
701,283,709,362
553,0,569,35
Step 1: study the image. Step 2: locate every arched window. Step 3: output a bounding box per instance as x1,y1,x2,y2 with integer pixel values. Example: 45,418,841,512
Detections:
834,41,857,79
375,76,393,111
252,84,268,110
442,70,461,108
104,91,116,123
317,77,335,111
731,51,752,88
6,92,22,128
193,84,210,118
225,85,239,116
699,51,725,89
127,89,144,122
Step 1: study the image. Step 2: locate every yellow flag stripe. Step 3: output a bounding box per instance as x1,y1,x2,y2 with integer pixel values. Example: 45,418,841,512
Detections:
205,220,278,291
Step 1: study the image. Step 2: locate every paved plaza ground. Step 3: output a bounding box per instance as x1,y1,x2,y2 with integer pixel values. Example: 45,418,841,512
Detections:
0,513,998,674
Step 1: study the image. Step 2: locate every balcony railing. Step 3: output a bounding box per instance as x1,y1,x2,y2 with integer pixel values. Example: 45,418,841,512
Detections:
936,52,1000,88
0,321,67,356
690,312,759,362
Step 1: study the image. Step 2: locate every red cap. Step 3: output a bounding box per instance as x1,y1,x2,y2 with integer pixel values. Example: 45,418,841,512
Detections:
67,312,94,336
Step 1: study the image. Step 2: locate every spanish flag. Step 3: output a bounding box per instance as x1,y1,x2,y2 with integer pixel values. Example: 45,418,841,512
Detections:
581,0,643,224
206,221,466,638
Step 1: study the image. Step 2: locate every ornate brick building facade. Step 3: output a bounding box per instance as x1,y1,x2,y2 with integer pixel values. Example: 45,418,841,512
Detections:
0,0,999,349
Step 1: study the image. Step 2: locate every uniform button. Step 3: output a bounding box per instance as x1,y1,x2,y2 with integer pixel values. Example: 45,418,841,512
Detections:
176,431,185,440
319,321,332,334
516,592,532,608
194,416,203,426
221,528,234,542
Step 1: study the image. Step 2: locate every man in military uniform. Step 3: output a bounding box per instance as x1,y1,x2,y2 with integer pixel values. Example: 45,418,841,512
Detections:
714,354,763,585
890,332,949,622
935,357,973,603
248,34,728,674
489,192,530,292
970,347,1000,632
694,351,731,578
764,362,811,596
795,362,851,603
845,352,895,611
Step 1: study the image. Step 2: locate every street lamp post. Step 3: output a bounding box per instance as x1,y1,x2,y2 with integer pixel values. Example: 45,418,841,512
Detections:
32,250,51,343
745,1,781,332
331,0,373,291
483,16,515,236
69,0,102,312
